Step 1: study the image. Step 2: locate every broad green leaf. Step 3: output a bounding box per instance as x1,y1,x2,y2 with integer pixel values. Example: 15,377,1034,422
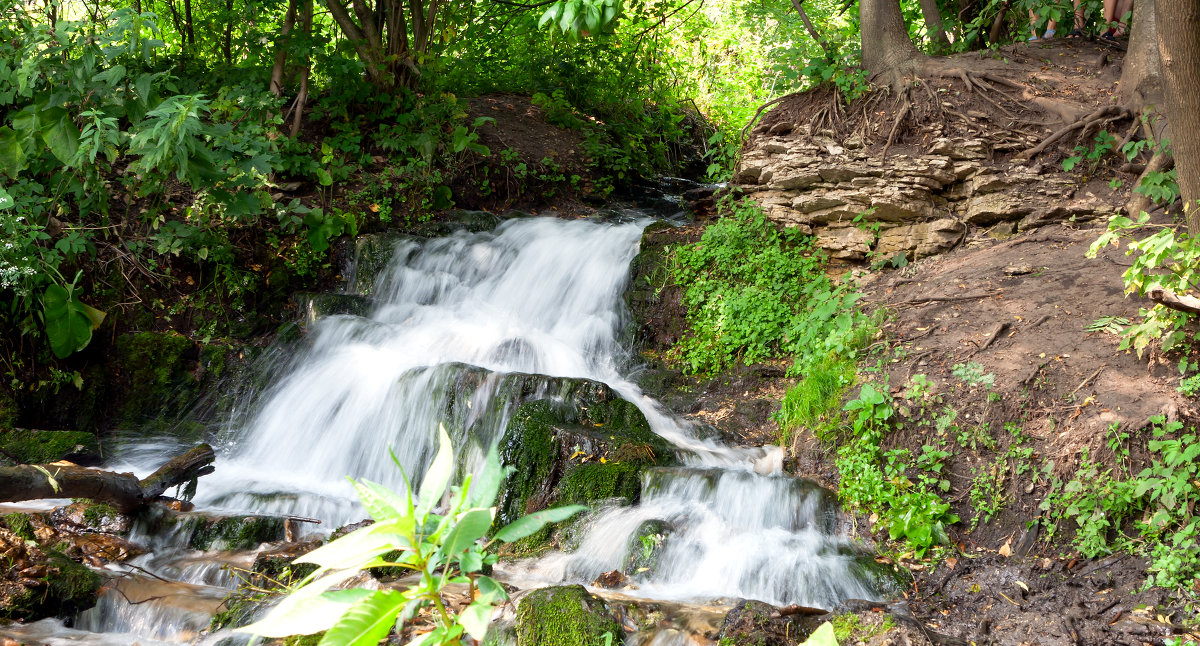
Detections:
418,424,454,515
0,126,25,178
492,505,587,543
318,589,410,646
43,284,94,358
538,4,560,28
801,622,839,646
457,600,494,641
441,508,493,557
41,109,80,166
0,186,13,210
236,569,367,637
475,575,508,602
352,478,412,522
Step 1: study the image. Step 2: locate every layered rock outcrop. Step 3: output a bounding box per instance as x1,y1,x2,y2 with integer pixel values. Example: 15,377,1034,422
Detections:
734,135,1109,261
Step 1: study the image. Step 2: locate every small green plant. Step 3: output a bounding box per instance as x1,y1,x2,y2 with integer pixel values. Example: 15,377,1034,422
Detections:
1062,130,1115,174
956,423,996,451
968,456,1007,529
1086,315,1130,335
238,426,586,645
952,362,995,388
1088,207,1200,356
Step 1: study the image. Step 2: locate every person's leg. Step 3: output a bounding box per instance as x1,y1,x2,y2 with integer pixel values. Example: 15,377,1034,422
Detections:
1114,0,1133,34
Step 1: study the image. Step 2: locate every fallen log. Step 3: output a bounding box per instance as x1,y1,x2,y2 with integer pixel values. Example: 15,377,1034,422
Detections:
0,444,215,513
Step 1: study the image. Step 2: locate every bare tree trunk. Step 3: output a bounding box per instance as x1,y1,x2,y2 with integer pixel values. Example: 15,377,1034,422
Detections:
861,0,925,85
1118,0,1162,109
987,0,1012,45
183,0,195,46
1156,0,1200,230
271,0,298,97
222,0,234,65
919,0,950,49
290,0,314,138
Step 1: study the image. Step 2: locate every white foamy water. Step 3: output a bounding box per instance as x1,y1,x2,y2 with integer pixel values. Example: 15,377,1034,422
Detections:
10,214,886,643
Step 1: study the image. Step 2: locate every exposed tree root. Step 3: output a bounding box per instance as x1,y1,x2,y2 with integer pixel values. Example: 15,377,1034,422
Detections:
1125,149,1174,215
881,90,911,159
1015,106,1133,161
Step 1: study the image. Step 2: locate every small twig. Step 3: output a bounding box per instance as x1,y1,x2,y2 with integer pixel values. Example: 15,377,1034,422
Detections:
1068,367,1105,399
969,321,1009,356
897,291,996,307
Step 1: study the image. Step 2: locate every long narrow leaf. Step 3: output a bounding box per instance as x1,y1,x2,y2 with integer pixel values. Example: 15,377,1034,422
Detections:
492,505,587,543
418,424,454,515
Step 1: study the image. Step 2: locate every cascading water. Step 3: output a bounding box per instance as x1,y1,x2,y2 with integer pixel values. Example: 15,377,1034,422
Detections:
1,211,888,644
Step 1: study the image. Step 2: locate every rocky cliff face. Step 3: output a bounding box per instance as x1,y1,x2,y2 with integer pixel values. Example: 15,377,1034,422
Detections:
734,133,1111,262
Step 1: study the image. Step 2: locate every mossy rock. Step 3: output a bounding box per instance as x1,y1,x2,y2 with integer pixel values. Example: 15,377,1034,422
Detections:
496,380,675,531
113,331,201,426
251,540,321,587
623,519,671,577
295,292,374,324
50,501,130,535
0,428,101,465
515,585,622,646
1,512,39,541
184,514,286,551
1,549,103,621
0,387,17,430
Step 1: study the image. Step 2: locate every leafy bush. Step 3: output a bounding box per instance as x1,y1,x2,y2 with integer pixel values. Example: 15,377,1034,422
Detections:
668,196,868,375
1040,416,1200,597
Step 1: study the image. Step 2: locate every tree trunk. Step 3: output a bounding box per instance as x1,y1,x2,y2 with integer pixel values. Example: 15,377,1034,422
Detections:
861,0,925,84
222,0,234,65
271,0,299,97
0,445,215,513
789,0,835,60
987,0,1012,45
919,0,950,49
183,0,195,46
1118,0,1162,109
1156,0,1200,231
290,0,314,137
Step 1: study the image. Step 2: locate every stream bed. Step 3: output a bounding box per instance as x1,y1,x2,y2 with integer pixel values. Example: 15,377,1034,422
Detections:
1,209,893,645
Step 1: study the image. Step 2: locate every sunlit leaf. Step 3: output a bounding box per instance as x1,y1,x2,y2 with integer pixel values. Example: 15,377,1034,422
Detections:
492,505,587,543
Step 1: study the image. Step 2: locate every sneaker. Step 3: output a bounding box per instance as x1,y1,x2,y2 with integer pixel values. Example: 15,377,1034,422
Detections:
1043,29,1056,38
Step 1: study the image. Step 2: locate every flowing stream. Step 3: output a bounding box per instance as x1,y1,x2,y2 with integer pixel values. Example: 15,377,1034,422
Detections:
1,209,887,644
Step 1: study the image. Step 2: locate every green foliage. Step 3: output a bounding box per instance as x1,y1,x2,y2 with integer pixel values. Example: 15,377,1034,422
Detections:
1088,208,1200,357
1062,130,1115,174
968,456,1008,529
238,426,586,645
1040,416,1200,598
951,362,994,388
776,355,855,444
668,196,868,375
835,382,959,557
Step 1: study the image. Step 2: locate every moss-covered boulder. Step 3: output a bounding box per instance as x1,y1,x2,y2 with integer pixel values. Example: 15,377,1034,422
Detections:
515,585,623,646
251,540,321,586
187,515,287,551
0,527,102,621
496,379,676,535
623,519,672,577
0,428,102,466
50,501,131,535
113,331,201,426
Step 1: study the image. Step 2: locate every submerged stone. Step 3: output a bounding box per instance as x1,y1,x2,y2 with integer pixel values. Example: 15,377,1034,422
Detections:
187,515,287,551
515,585,623,646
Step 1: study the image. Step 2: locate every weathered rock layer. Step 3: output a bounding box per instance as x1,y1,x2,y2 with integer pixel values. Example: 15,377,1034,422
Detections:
735,134,1108,261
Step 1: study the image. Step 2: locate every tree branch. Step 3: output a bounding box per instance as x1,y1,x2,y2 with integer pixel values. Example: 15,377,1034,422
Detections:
1147,288,1200,316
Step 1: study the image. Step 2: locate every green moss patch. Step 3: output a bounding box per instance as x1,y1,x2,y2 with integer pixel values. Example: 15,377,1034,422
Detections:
0,428,101,465
515,585,622,646
114,331,199,425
